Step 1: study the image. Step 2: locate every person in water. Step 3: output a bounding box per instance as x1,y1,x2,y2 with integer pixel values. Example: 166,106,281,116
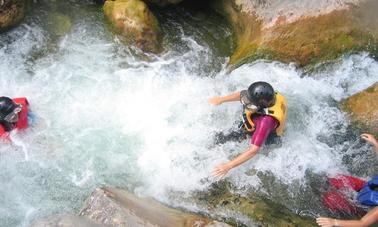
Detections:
209,81,287,178
0,96,30,139
317,133,378,227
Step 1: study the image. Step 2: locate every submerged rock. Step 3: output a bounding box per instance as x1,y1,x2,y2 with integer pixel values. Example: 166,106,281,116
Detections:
0,0,25,31
30,214,101,227
79,187,232,227
46,12,72,38
103,0,163,53
195,182,317,226
341,83,378,136
211,0,378,68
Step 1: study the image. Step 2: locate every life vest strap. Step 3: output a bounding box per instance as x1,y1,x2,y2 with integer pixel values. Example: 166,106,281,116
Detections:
242,112,254,131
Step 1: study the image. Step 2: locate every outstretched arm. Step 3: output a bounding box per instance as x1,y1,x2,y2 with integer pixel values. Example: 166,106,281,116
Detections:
212,145,260,178
208,91,241,106
361,133,378,156
316,206,378,227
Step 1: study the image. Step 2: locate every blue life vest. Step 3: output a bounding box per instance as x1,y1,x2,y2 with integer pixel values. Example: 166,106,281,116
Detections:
357,175,378,206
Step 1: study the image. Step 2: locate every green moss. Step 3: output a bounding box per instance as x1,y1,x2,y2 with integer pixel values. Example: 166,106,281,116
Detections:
47,12,72,37
103,1,115,18
217,0,378,69
195,182,316,226
340,83,378,136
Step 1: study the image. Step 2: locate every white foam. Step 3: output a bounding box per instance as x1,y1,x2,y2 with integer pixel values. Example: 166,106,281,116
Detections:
0,7,377,226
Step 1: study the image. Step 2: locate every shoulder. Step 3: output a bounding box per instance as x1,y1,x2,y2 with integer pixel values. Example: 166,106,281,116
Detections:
258,115,278,131
262,115,278,123
252,114,278,125
12,97,29,105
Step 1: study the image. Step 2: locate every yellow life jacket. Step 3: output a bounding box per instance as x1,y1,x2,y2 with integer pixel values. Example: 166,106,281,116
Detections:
242,92,287,136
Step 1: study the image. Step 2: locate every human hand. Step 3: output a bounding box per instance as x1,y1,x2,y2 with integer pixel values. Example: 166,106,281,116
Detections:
361,133,378,146
208,97,223,106
212,163,232,179
316,217,339,227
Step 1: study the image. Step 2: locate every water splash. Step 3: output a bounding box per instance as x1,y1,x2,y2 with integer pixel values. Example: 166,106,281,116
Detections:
0,2,377,226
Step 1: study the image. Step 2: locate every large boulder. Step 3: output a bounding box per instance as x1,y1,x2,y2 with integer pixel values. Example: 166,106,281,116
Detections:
0,0,26,31
103,0,163,53
211,0,378,67
79,187,232,227
341,83,378,136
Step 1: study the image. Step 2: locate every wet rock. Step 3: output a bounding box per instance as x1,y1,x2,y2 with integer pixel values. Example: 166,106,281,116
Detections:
144,0,183,7
103,0,163,53
205,222,233,227
46,12,72,38
341,83,378,136
211,0,378,68
30,214,101,227
195,181,317,226
79,187,232,227
0,0,26,31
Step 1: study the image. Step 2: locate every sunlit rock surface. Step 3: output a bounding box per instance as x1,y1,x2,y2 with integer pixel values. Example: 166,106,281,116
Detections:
0,0,25,31
79,187,232,227
341,83,378,136
103,0,163,53
211,0,378,67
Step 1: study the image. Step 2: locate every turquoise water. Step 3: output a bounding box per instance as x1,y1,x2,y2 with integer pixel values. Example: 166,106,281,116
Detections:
0,1,377,226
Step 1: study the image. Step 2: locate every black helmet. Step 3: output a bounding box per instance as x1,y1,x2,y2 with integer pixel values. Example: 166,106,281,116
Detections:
0,97,18,120
246,82,275,108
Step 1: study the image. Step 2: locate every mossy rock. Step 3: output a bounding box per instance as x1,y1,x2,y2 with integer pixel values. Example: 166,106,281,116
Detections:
212,0,378,68
0,0,25,31
103,0,163,53
144,0,183,7
341,83,378,136
46,12,72,38
195,182,317,226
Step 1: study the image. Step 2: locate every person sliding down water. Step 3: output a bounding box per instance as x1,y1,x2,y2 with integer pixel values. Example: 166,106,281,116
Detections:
208,81,287,178
0,96,30,140
317,134,378,227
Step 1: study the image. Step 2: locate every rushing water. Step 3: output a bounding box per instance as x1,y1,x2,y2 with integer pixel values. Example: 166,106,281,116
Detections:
0,1,377,226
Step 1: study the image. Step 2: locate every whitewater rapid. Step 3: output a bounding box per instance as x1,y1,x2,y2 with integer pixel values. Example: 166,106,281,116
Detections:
0,2,377,226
